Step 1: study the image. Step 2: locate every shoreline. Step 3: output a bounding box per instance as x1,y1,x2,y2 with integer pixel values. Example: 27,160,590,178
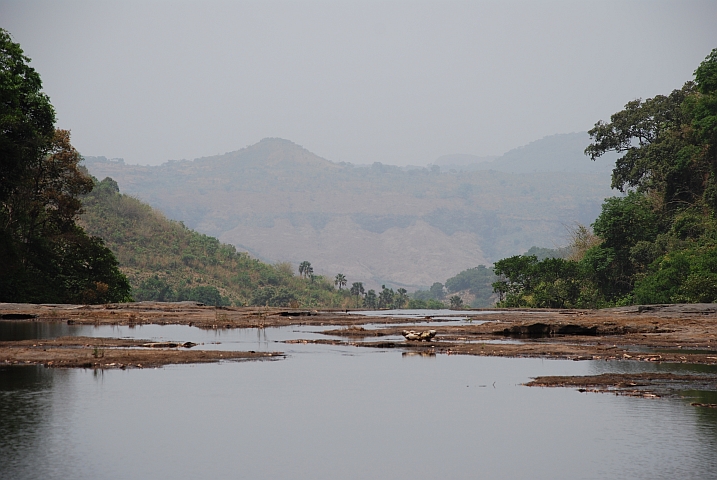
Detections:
2,302,716,374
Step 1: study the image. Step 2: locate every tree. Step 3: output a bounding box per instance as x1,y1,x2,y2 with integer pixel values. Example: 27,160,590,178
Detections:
564,224,601,262
298,261,313,279
334,273,347,290
429,282,445,300
449,295,464,309
135,276,175,302
585,82,702,208
378,285,394,308
184,285,228,306
350,281,365,307
690,48,717,210
250,286,296,307
0,30,131,303
492,255,583,308
407,298,446,309
585,192,660,299
0,29,55,206
364,289,378,309
395,288,408,308
579,49,717,304
492,255,540,304
444,265,498,307
488,48,717,309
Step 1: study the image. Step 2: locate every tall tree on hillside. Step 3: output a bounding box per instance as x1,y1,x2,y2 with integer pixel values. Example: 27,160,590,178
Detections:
0,29,131,303
334,273,347,290
350,281,364,307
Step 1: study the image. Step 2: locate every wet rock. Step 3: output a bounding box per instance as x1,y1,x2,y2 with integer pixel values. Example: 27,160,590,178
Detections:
0,313,38,319
498,323,598,338
499,323,552,337
402,330,436,341
556,324,598,336
277,310,317,317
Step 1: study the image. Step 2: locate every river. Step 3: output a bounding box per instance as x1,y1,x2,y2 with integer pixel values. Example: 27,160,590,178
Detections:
1,317,716,479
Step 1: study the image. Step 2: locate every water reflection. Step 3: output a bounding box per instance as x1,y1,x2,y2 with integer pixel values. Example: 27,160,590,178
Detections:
1,355,716,479
0,320,87,341
0,366,58,478
589,359,717,376
2,321,717,479
401,351,436,358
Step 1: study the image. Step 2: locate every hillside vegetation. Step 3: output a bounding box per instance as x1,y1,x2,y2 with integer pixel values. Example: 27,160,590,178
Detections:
410,245,568,309
80,178,351,307
411,265,497,309
492,49,717,308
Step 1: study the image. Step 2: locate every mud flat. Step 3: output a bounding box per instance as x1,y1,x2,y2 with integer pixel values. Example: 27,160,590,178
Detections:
525,372,717,402
318,304,717,365
1,302,716,372
0,335,282,369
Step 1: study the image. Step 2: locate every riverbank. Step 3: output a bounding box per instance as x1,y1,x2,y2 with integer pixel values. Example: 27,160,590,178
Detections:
1,302,716,371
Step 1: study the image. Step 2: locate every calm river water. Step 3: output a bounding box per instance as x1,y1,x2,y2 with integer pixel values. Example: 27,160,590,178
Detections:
1,318,716,480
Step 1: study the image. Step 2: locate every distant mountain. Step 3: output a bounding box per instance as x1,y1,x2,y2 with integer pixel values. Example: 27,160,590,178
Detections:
83,136,615,290
435,132,617,174
434,154,498,168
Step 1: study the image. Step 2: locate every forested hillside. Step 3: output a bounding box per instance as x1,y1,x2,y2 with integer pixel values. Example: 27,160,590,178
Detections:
492,49,717,308
83,134,614,290
79,177,350,307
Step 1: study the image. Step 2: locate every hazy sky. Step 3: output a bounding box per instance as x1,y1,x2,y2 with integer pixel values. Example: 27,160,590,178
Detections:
2,1,716,166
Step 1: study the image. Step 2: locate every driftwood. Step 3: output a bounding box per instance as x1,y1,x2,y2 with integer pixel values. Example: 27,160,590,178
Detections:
402,330,436,341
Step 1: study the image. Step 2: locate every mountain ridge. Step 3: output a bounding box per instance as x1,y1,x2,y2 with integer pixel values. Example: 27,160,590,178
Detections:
433,132,617,173
83,134,615,290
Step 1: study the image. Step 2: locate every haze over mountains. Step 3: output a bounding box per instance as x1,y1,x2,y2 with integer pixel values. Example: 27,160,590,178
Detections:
434,132,616,173
83,133,616,290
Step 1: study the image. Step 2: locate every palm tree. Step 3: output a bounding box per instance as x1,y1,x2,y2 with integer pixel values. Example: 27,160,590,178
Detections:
378,285,394,309
298,261,312,279
350,282,365,307
334,273,347,290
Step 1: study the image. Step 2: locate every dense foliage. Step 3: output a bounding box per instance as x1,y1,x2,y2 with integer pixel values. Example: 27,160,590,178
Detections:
411,265,498,308
0,29,130,303
80,177,356,307
492,49,717,308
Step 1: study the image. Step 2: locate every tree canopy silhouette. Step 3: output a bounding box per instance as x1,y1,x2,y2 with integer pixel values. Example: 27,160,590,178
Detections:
0,29,130,303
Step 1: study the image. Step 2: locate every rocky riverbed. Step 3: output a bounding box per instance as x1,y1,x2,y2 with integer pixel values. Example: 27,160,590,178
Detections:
1,302,716,377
